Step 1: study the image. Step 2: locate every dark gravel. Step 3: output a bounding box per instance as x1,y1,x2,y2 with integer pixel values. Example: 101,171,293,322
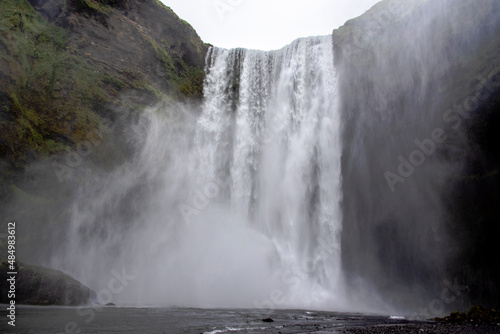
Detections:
338,323,500,334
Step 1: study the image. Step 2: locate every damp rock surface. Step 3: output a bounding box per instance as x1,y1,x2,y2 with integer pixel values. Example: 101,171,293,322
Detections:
338,323,500,334
0,261,93,306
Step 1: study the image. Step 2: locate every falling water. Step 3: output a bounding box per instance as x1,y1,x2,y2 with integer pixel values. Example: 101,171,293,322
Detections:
193,35,344,306
32,35,350,310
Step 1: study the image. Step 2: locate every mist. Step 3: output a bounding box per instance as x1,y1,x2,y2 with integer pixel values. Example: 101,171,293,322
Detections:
2,0,499,319
336,0,500,312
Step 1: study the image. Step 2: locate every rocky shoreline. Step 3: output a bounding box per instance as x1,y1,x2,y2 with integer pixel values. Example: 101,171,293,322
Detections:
2,306,500,333
256,322,500,333
339,323,500,334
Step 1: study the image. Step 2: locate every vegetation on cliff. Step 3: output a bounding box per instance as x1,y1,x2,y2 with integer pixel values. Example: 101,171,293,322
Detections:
0,0,208,200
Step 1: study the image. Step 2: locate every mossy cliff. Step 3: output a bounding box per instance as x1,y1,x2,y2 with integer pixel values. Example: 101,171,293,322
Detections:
0,0,208,199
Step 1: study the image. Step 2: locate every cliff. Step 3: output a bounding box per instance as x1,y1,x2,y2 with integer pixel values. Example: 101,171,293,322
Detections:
0,0,208,199
333,0,500,309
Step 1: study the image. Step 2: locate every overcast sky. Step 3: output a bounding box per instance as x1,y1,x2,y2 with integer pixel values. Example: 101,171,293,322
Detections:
160,0,381,51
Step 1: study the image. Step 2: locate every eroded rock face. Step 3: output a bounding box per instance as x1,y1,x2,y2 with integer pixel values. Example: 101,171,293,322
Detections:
0,261,93,306
333,0,500,309
0,0,209,201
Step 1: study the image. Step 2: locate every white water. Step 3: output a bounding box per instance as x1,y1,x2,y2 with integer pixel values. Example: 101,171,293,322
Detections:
53,35,350,310
194,36,344,306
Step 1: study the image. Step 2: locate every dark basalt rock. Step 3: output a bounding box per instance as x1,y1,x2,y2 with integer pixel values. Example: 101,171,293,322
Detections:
435,306,500,324
0,261,94,306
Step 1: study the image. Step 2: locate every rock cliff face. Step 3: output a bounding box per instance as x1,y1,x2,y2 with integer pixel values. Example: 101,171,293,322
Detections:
333,0,500,309
0,0,208,199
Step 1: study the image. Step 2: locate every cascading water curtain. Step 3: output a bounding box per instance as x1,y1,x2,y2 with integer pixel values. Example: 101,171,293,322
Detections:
194,35,345,307
56,35,351,310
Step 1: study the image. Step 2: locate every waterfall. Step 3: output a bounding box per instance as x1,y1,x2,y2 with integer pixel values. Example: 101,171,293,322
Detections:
192,35,344,306
38,35,350,310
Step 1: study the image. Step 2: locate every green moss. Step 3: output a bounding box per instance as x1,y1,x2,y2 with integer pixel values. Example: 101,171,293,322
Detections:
146,37,206,99
0,0,112,165
0,0,208,200
130,80,168,101
41,139,69,155
103,75,126,90
149,39,176,74
178,67,205,98
76,0,112,15
9,92,43,148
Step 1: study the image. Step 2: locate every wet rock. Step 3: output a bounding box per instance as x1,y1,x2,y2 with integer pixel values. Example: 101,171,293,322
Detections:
435,306,500,324
0,261,93,306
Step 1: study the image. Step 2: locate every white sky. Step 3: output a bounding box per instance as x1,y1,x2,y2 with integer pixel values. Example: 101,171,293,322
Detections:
160,0,381,51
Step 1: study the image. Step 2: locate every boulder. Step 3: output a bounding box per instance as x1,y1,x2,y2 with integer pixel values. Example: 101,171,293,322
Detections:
0,261,93,306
